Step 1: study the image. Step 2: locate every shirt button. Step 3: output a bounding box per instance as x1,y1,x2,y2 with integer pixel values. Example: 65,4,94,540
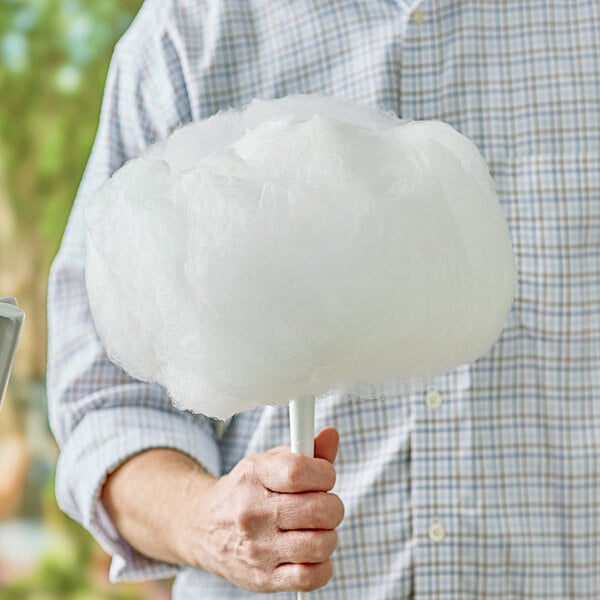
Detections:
411,8,424,26
428,520,446,542
425,389,442,411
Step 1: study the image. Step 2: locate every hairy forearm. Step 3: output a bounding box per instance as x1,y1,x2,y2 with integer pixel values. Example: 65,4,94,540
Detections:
101,448,216,567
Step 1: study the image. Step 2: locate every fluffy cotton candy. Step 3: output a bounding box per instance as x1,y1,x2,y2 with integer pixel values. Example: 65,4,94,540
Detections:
85,94,517,419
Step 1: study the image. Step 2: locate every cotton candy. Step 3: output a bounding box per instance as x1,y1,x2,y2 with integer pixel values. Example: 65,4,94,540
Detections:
85,94,517,419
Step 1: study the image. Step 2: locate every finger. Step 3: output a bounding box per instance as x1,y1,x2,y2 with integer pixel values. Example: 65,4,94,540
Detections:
266,444,294,456
255,453,336,493
276,492,344,530
276,529,338,564
314,427,339,463
272,560,334,592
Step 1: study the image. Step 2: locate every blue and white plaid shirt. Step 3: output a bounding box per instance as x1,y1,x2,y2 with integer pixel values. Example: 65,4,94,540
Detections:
47,0,600,597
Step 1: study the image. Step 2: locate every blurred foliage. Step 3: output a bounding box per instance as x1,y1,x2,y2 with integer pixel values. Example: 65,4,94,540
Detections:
0,472,145,599
0,2,155,597
0,0,143,253
0,0,145,377
0,559,141,600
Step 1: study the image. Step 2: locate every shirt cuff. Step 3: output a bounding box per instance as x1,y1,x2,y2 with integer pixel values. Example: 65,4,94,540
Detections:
55,402,221,582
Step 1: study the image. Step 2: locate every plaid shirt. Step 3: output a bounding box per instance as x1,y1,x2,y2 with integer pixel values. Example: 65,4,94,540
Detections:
47,0,600,597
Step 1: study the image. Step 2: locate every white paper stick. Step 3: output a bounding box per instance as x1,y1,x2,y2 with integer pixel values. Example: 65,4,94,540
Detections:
290,396,315,457
289,396,316,600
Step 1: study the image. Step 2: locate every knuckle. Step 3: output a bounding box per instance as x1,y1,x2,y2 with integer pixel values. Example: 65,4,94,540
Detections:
303,492,320,515
327,529,339,554
305,533,323,559
246,539,262,561
318,531,337,559
294,565,316,592
293,561,333,592
325,464,337,489
271,494,284,526
235,504,257,532
286,455,306,488
331,494,345,527
235,457,258,485
314,535,330,560
305,531,334,561
321,559,335,585
314,492,344,528
249,568,270,592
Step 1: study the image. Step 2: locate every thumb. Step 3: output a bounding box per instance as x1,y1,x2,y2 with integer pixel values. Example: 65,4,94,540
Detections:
314,427,339,464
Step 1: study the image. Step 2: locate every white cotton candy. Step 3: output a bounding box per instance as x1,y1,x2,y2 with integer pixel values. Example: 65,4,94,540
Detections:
85,94,517,419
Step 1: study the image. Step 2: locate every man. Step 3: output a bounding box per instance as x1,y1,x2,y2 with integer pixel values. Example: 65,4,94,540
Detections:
48,0,600,597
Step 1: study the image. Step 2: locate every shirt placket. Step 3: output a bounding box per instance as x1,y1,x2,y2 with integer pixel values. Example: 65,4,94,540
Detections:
399,4,480,596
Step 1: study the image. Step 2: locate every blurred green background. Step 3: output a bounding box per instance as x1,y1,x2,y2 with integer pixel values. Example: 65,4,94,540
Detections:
0,1,171,597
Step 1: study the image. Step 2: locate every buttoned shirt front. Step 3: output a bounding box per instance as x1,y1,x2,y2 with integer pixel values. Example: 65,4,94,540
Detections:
47,1,600,598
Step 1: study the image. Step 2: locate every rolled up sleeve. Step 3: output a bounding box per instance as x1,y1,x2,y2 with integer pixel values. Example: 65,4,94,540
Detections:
56,398,220,581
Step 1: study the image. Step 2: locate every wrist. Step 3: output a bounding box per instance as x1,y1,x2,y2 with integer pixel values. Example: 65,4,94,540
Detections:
169,461,220,569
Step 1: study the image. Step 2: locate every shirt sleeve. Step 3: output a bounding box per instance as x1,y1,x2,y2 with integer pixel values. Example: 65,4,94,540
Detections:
46,2,218,582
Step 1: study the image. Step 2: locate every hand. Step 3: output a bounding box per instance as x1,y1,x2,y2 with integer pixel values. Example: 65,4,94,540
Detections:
187,427,344,593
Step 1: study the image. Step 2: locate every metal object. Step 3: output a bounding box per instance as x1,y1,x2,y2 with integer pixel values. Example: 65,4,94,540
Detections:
0,297,24,408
